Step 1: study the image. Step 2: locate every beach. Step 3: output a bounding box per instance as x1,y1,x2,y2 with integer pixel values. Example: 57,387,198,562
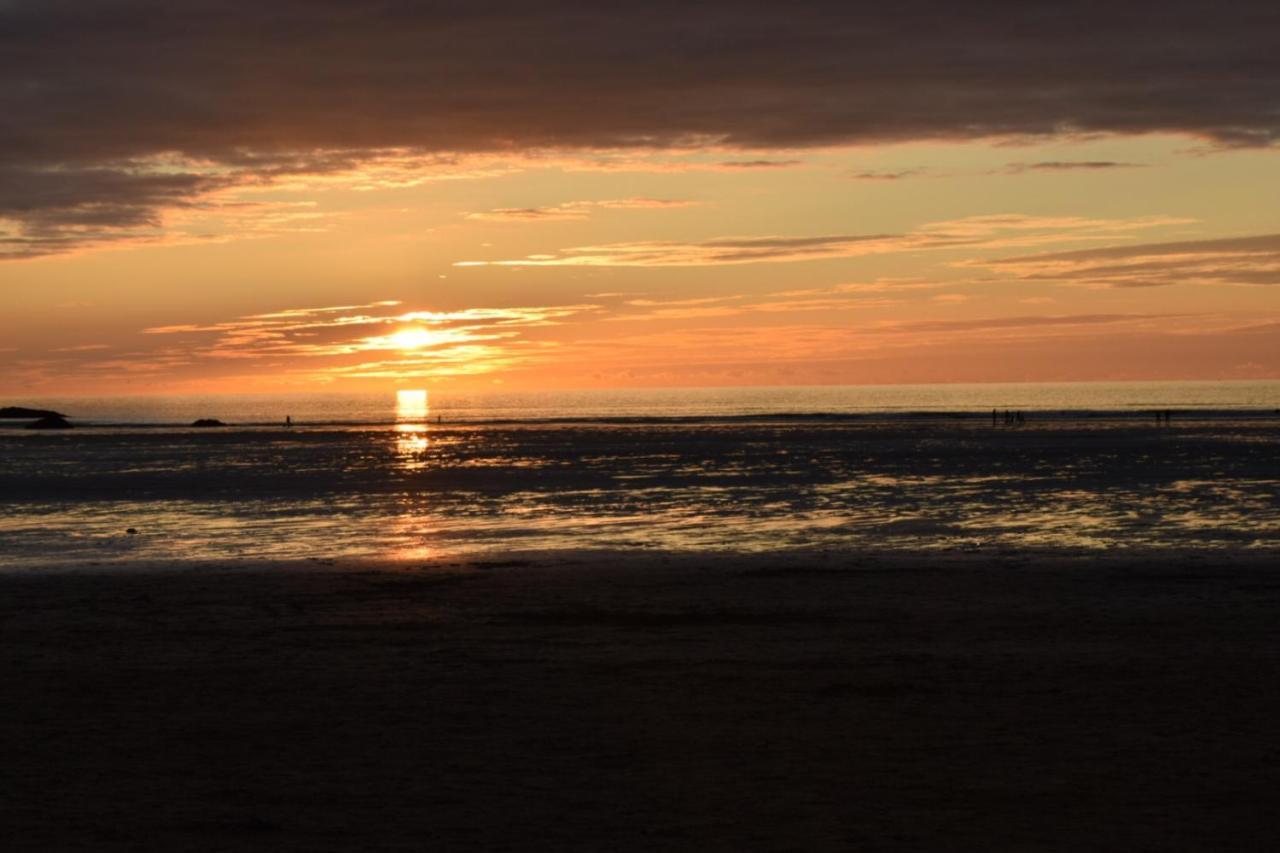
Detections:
6,548,1280,851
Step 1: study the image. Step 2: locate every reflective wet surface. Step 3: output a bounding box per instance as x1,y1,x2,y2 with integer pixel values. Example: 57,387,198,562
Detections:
3,417,1279,566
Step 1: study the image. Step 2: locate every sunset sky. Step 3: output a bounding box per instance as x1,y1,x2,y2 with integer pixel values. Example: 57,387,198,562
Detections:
3,1,1279,395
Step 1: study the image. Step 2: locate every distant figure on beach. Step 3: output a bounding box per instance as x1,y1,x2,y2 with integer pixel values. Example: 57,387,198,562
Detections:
1016,411,1025,425
992,408,997,427
285,415,292,428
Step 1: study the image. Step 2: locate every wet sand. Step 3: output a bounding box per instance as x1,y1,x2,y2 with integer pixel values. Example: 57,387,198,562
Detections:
5,549,1280,851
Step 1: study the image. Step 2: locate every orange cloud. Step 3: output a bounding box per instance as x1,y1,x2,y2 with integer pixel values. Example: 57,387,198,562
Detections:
465,197,699,222
456,215,1194,268
968,234,1280,288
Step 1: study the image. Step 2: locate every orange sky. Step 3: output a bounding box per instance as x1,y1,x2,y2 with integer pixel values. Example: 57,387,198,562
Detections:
2,5,1279,396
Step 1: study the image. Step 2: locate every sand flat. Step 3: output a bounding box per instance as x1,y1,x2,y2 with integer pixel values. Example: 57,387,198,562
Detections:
4,549,1280,851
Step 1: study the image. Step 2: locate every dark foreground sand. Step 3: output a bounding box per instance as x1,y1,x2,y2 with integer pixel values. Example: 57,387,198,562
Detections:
4,549,1280,852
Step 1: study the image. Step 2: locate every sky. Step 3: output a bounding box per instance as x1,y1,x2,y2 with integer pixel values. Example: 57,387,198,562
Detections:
2,1,1279,396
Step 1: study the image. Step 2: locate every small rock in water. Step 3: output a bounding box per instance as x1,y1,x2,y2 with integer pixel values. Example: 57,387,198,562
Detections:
126,528,139,535
25,414,73,430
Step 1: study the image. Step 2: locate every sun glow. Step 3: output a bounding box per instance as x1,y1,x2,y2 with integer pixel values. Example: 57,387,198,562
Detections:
396,389,428,422
386,327,446,351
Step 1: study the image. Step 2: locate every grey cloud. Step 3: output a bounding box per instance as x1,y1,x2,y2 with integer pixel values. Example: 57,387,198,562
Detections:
717,160,805,169
1004,161,1146,173
0,164,232,257
850,169,927,181
4,1,1280,256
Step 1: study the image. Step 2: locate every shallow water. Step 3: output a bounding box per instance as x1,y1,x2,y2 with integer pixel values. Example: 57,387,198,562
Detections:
2,415,1279,566
12,379,1280,426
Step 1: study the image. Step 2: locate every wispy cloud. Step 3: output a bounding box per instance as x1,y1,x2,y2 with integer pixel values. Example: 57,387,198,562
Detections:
1002,161,1146,174
970,234,1280,288
134,300,598,382
716,160,805,170
0,150,516,259
455,214,1193,268
771,279,949,297
465,197,699,222
850,168,927,181
877,313,1187,335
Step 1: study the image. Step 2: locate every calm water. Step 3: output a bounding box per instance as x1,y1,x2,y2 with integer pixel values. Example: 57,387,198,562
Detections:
12,380,1280,425
2,382,1279,566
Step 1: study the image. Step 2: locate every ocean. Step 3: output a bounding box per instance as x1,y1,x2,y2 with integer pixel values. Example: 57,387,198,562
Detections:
2,381,1279,566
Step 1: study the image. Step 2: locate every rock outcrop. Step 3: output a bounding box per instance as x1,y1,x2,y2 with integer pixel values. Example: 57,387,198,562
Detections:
25,414,73,429
192,419,227,427
1,406,67,419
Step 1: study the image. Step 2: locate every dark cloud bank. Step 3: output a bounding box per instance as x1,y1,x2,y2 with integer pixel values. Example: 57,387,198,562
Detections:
3,0,1279,256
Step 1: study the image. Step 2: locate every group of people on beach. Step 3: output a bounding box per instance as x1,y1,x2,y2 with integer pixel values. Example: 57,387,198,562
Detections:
993,409,1026,427
1156,410,1174,425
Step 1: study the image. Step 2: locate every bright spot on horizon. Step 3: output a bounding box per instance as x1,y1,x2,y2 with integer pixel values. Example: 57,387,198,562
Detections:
396,389,428,422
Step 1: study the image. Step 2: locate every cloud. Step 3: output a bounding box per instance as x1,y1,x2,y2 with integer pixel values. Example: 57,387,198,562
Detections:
0,164,231,258
1003,161,1146,174
465,198,698,222
717,160,805,170
772,279,948,297
3,2,1278,256
878,313,1185,335
845,162,1145,182
624,296,735,307
972,234,1280,288
602,289,909,323
850,169,927,181
466,207,592,223
134,299,598,383
456,214,1192,268
53,343,111,352
4,296,613,388
0,152,487,258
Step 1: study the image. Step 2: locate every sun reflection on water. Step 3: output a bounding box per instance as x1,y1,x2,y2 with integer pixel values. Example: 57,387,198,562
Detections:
396,429,430,470
395,389,431,470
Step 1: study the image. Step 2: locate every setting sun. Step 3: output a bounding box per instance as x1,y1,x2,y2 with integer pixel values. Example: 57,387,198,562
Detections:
385,328,444,351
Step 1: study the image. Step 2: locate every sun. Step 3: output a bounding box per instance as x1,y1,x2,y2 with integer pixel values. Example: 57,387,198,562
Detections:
385,327,442,351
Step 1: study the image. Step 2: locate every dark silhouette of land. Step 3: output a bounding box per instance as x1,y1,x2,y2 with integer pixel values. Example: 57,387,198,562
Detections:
24,414,72,429
0,406,66,419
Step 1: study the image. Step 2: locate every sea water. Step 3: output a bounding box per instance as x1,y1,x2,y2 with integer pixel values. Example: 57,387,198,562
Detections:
2,382,1278,566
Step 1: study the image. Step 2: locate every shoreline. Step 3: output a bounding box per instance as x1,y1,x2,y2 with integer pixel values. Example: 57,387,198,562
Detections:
5,543,1280,576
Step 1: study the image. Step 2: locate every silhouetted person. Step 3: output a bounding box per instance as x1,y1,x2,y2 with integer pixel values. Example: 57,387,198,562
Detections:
285,415,292,428
992,408,998,427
